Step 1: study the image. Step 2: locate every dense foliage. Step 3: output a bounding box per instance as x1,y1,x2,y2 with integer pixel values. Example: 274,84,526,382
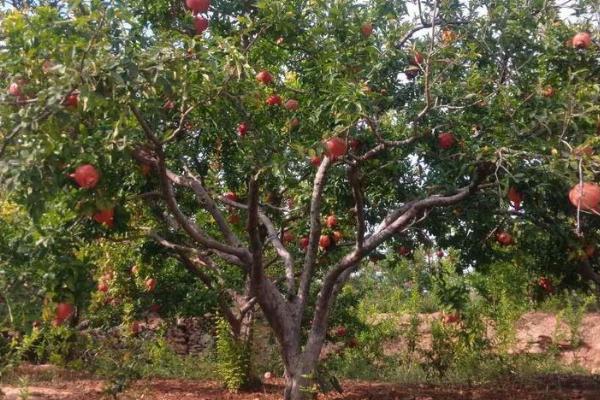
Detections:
1,0,599,398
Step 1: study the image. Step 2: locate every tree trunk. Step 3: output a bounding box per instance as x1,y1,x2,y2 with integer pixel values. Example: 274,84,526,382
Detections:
283,365,312,400
237,306,261,390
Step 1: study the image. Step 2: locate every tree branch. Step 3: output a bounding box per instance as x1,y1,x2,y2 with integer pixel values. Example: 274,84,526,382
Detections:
260,212,296,294
130,108,250,262
347,165,365,248
182,166,244,249
303,180,483,363
297,156,332,309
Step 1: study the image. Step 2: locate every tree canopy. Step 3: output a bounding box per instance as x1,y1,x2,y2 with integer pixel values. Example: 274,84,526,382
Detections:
0,0,599,398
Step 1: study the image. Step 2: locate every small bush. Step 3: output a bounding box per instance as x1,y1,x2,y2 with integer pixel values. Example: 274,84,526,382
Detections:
215,317,253,392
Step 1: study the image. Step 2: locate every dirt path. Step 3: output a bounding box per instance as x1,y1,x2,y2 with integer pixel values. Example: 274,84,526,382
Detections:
2,372,600,400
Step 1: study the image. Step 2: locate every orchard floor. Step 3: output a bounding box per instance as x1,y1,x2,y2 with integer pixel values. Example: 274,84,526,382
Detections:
2,365,600,400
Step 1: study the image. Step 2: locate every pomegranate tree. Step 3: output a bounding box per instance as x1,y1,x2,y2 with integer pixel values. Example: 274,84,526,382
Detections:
1,2,598,399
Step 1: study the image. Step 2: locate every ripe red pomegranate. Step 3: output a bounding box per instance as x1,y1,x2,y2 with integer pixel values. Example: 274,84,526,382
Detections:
163,99,175,110
282,230,294,244
572,32,592,49
284,99,299,111
289,118,300,128
326,215,338,228
496,231,513,246
98,281,109,293
256,70,273,85
410,51,424,66
145,278,157,292
93,208,115,228
398,246,411,256
223,191,238,202
194,16,209,34
438,132,455,149
319,235,331,249
436,250,444,258
70,164,100,189
541,86,555,97
360,22,373,38
335,326,347,337
64,92,79,108
56,303,74,322
266,94,282,106
507,187,523,209
324,137,347,159
186,0,210,14
8,82,21,96
237,122,249,136
569,183,600,212
310,155,322,167
299,236,310,250
332,231,343,243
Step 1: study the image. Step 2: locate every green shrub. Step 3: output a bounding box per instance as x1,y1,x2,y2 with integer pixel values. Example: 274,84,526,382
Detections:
215,317,253,392
13,325,86,366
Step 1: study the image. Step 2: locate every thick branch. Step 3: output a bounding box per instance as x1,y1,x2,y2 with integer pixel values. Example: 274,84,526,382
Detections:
303,181,482,363
297,156,332,309
183,166,244,248
177,254,241,335
261,214,296,294
158,155,249,260
130,109,250,262
347,166,365,248
221,196,295,285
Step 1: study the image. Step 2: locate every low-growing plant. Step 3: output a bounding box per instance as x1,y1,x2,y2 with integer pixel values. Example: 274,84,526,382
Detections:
215,317,253,392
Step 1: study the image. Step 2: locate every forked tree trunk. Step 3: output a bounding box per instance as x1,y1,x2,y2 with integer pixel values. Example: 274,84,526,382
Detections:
283,369,310,400
280,345,322,400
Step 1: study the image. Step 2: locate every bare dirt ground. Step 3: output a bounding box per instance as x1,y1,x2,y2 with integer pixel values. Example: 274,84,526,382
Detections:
2,364,600,400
